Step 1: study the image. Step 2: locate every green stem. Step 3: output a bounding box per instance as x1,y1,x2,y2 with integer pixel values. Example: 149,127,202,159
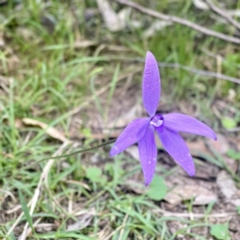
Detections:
25,138,116,169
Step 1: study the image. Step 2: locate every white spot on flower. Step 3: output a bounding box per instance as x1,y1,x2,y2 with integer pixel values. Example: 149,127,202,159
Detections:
150,120,163,127
187,153,191,157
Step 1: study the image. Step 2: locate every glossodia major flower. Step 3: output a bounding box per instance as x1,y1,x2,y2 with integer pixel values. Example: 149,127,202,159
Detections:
110,51,217,186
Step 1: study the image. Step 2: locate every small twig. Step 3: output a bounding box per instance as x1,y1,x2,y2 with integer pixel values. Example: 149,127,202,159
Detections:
157,62,240,84
224,127,240,132
5,205,22,215
106,55,240,84
153,208,237,218
203,0,240,31
115,0,240,44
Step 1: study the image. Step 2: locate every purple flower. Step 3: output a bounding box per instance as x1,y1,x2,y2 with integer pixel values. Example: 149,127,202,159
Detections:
110,51,217,186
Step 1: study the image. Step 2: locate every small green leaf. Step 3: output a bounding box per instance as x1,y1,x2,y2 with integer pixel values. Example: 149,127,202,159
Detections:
210,224,230,240
86,167,106,183
82,128,91,138
146,175,167,200
221,117,236,130
18,189,34,231
227,149,240,161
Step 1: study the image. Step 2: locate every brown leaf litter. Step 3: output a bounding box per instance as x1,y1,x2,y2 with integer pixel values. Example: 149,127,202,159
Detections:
22,118,70,143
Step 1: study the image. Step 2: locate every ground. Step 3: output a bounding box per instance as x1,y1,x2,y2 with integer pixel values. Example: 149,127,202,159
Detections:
0,0,240,239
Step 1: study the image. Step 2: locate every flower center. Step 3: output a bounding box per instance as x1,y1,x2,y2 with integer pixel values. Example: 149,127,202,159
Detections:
150,114,164,131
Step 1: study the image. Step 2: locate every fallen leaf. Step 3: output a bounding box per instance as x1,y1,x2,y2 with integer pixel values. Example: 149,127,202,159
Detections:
216,171,240,207
22,118,69,143
165,184,217,205
96,0,124,32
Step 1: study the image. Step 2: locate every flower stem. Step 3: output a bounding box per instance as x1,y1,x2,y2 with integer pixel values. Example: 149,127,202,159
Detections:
25,138,116,169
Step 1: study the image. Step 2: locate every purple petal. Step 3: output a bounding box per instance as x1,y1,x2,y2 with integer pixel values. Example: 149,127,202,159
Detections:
157,127,195,176
163,113,217,140
142,51,161,117
138,126,157,186
110,118,150,157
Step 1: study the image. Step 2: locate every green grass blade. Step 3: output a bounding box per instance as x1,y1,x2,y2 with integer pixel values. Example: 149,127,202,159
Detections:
18,189,34,232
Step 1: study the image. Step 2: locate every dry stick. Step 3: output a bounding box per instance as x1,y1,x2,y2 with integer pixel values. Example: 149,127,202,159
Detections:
5,205,22,215
158,62,240,84
60,60,240,121
108,56,240,84
115,0,240,44
226,127,240,132
204,0,240,31
153,208,237,218
5,142,69,240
